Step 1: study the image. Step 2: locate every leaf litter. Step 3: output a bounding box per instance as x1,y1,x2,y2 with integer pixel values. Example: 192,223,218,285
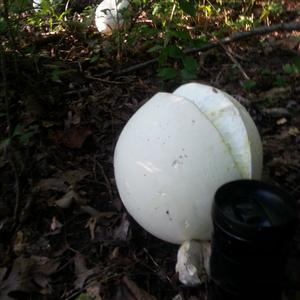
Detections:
0,10,300,300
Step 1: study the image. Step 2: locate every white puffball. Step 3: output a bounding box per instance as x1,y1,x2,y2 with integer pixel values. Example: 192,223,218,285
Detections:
173,83,262,179
33,0,41,11
95,0,129,34
114,85,262,244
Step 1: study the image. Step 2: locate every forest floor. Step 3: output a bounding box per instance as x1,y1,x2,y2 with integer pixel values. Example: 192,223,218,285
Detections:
0,6,300,300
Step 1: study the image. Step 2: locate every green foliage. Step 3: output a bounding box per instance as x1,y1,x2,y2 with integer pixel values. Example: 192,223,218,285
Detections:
1,0,289,84
158,67,178,80
181,56,198,80
27,0,69,31
283,61,300,75
0,17,8,35
260,1,283,21
274,74,286,87
178,0,196,17
241,79,257,90
0,123,39,151
6,0,32,14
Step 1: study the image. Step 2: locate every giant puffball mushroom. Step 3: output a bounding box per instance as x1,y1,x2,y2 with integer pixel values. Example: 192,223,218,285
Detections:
114,83,263,285
173,82,263,179
95,0,129,35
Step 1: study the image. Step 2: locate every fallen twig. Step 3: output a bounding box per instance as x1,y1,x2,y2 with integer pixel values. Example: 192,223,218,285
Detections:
85,75,125,85
100,21,300,77
93,157,114,204
218,41,250,80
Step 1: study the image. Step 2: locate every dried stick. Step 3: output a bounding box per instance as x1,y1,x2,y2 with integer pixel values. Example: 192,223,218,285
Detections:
100,21,300,77
218,41,250,80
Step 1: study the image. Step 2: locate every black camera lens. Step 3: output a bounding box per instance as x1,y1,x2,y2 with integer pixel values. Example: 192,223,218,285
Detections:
210,180,297,300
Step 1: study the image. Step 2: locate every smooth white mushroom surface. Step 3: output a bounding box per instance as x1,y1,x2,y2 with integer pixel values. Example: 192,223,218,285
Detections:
173,83,262,179
95,0,129,34
114,85,263,244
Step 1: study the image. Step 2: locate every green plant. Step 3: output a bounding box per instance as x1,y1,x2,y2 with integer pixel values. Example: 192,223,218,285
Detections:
260,0,283,22
274,74,286,87
241,79,256,90
283,62,300,75
1,124,39,151
27,0,69,32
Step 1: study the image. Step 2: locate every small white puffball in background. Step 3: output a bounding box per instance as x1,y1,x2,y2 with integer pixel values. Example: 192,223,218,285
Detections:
114,85,263,245
33,0,41,11
33,0,54,12
95,0,129,34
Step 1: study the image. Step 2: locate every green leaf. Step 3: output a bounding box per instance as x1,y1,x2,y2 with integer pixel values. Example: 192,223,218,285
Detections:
168,30,190,41
274,75,286,87
13,124,25,137
193,36,208,48
182,56,198,73
241,79,256,90
89,55,99,63
163,45,183,59
158,67,178,80
0,18,7,35
283,63,300,75
180,68,197,81
178,0,196,17
148,45,163,53
74,292,90,300
0,138,10,150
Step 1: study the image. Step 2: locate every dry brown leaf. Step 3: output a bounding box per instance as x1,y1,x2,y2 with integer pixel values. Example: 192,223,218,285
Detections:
113,285,136,300
87,283,102,300
62,127,92,149
31,256,60,276
260,86,291,101
80,205,117,221
74,253,101,290
0,257,35,300
109,247,120,260
262,107,290,117
0,256,59,299
63,169,90,186
13,230,27,255
32,256,60,295
74,253,89,289
34,177,68,193
85,217,97,240
277,118,288,125
123,276,157,300
113,214,131,242
0,268,7,282
55,189,79,208
50,216,63,232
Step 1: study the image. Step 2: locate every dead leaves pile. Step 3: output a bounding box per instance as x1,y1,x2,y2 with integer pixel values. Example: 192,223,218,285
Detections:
0,256,59,300
33,169,90,208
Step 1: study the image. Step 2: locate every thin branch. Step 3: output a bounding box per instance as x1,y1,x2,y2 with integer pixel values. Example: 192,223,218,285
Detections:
218,41,250,80
184,21,300,55
100,21,300,77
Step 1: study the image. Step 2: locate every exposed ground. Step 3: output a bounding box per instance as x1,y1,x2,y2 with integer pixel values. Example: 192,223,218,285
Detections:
0,4,300,300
